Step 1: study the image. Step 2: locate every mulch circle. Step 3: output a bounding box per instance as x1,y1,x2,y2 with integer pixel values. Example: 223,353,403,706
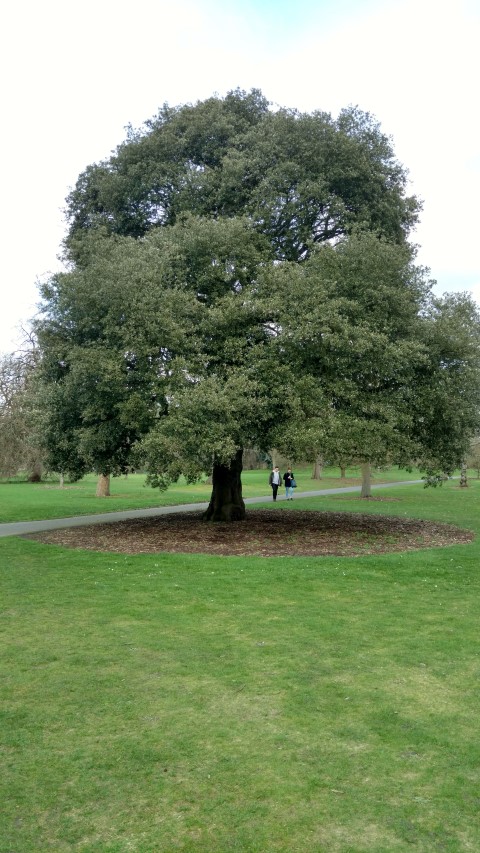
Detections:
24,508,474,557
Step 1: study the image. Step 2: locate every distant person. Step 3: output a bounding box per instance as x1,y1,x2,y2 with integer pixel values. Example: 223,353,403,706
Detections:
283,468,295,500
269,466,282,501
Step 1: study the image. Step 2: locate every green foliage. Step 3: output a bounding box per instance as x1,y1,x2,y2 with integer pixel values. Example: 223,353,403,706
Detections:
260,232,468,472
409,293,480,480
65,91,419,261
35,90,480,501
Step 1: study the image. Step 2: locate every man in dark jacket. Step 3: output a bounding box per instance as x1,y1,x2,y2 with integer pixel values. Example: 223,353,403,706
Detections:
283,468,295,500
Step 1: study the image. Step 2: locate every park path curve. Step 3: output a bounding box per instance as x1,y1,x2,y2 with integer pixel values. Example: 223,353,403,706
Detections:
0,480,424,538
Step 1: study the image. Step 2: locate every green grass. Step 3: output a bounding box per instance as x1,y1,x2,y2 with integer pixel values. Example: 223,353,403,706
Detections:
0,464,427,523
1,479,479,851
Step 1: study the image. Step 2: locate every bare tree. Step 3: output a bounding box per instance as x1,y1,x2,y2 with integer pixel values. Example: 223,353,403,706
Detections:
0,339,43,480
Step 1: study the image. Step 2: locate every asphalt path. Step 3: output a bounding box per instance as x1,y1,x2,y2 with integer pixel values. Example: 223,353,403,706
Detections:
0,480,424,538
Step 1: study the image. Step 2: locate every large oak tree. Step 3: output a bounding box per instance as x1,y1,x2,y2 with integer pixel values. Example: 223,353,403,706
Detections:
35,90,480,519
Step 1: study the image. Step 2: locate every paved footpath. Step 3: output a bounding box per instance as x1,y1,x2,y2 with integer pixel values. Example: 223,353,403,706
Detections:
0,480,424,538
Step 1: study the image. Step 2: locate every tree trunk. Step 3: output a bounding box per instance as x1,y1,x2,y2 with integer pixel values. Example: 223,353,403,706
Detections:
204,449,246,522
269,448,279,468
96,473,111,497
28,461,43,482
460,459,468,488
340,465,346,479
360,462,372,498
311,455,323,480
59,473,65,488
242,448,259,470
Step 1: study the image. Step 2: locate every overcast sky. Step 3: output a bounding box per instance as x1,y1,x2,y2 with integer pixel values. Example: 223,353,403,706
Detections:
1,0,479,353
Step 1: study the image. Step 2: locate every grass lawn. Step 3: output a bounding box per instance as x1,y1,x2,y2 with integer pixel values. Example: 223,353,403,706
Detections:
1,479,479,851
0,464,427,523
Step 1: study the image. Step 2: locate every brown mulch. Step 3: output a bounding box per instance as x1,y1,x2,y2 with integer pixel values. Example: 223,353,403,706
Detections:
24,509,474,557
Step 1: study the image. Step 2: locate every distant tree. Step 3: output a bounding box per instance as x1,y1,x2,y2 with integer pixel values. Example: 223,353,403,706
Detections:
0,346,43,480
459,459,468,488
0,354,26,477
467,437,480,478
408,293,480,483
311,455,324,480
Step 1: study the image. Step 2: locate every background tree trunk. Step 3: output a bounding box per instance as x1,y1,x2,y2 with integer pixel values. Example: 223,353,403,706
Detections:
360,462,372,498
340,465,347,479
459,460,468,488
96,473,111,497
28,461,43,482
204,449,246,522
311,455,323,480
269,448,279,469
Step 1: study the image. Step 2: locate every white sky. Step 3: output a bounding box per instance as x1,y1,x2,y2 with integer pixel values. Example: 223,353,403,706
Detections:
1,0,479,353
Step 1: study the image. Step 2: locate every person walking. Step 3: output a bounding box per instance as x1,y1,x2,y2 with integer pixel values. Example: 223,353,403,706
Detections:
283,468,295,500
269,466,282,501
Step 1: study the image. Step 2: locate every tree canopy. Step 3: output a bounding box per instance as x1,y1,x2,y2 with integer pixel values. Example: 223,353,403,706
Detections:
35,89,480,519
65,89,420,261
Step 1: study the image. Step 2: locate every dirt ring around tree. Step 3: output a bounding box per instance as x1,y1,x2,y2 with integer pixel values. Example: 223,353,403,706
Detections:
24,508,475,557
